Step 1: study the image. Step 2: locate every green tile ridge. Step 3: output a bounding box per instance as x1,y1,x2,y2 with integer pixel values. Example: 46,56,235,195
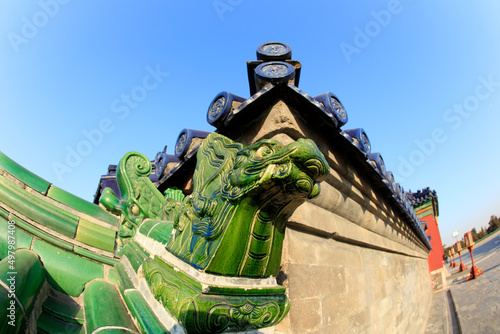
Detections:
0,175,79,238
153,255,285,296
47,185,118,226
73,246,118,266
153,256,202,292
0,206,8,220
0,151,51,194
202,282,287,296
0,217,34,259
9,213,74,251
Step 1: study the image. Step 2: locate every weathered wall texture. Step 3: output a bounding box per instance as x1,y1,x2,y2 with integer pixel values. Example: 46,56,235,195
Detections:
277,223,431,334
224,100,432,334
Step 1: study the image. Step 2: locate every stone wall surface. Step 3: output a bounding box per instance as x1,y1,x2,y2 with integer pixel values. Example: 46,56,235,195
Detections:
277,229,432,334
224,100,432,334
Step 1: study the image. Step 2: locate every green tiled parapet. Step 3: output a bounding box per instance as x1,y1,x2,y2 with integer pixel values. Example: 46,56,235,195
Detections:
0,249,45,332
0,151,51,194
91,133,328,332
32,239,104,297
83,280,138,334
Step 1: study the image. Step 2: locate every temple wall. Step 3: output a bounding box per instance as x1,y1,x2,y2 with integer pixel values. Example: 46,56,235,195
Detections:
274,176,432,333
276,229,432,334
223,100,432,333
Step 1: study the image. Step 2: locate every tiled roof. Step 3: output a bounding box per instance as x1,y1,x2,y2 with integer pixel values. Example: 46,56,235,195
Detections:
407,187,438,207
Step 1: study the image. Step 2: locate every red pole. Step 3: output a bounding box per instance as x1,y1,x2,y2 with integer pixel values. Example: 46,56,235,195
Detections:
457,249,467,272
467,245,483,280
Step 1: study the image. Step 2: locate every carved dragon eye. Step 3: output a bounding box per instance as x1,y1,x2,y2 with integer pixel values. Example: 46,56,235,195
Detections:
255,146,273,159
130,204,140,216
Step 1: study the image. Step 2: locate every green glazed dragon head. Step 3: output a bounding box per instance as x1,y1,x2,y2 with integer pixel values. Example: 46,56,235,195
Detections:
168,133,329,277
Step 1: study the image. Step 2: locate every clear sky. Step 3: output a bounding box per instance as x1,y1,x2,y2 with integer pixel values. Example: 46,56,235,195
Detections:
1,1,499,247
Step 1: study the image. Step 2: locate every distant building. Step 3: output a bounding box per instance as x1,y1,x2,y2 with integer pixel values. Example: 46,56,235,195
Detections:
408,188,446,290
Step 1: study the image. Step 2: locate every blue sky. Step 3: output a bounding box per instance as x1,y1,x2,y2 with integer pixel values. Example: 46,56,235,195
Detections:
1,1,499,247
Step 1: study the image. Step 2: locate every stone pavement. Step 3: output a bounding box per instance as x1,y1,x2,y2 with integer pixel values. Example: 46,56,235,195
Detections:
425,232,500,334
425,288,459,334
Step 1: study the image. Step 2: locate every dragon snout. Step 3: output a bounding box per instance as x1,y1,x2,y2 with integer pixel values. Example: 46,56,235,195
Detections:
284,138,329,199
301,156,329,182
291,138,329,182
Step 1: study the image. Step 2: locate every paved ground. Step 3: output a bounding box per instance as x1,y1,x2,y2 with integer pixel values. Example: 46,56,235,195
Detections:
425,230,500,334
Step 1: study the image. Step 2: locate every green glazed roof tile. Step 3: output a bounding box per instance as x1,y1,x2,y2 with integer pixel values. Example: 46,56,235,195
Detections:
47,186,118,226
138,219,160,236
0,249,45,317
0,151,51,194
0,206,8,220
112,262,135,292
37,312,85,334
41,291,85,325
32,239,104,297
138,220,173,244
147,222,173,244
0,301,24,333
75,218,116,253
124,290,170,334
9,214,74,252
84,280,138,333
0,217,8,259
0,176,79,238
14,228,34,253
153,256,202,292
121,241,149,272
107,269,121,292
0,217,34,259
